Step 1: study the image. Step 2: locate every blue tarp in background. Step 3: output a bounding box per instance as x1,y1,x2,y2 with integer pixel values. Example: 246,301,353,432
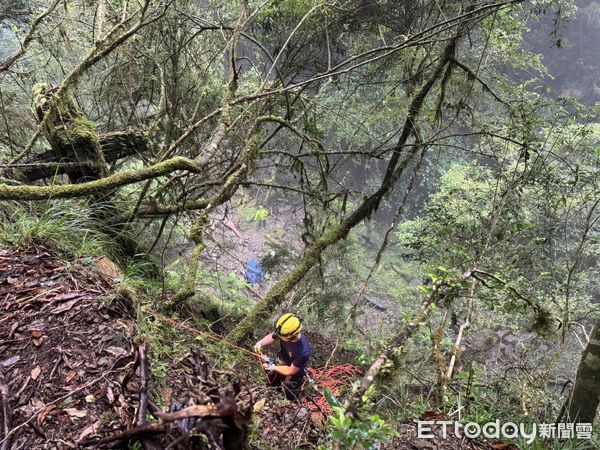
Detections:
245,259,265,284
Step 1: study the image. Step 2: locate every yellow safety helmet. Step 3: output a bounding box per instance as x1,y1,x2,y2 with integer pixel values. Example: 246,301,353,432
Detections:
273,313,302,338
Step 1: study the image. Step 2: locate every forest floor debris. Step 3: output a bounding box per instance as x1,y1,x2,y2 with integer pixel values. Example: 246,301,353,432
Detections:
0,245,252,449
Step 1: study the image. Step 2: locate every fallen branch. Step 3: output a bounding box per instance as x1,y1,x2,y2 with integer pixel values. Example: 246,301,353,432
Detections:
80,399,237,447
136,344,161,450
155,398,236,421
4,130,149,182
80,423,168,447
136,344,150,426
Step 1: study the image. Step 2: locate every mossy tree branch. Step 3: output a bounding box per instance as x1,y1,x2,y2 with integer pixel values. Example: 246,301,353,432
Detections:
7,0,158,165
0,157,201,201
342,269,476,422
163,1,251,310
561,320,600,424
166,131,261,310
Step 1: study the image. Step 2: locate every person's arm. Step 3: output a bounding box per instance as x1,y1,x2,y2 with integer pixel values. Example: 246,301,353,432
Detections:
253,333,275,354
271,363,300,377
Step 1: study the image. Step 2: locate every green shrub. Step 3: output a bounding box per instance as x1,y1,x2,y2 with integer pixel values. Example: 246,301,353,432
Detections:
320,386,398,450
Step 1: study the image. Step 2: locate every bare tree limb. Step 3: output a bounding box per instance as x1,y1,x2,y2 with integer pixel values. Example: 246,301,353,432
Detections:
0,0,61,73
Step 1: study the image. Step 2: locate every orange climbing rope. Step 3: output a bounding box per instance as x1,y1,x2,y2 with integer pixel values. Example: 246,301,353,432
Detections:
304,364,363,422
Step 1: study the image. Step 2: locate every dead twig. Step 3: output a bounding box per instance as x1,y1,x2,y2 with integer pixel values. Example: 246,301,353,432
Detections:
136,343,162,450
136,344,150,426
121,348,140,390
155,398,236,421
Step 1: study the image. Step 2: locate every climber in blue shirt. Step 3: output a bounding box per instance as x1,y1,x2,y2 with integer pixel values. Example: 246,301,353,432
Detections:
253,313,312,401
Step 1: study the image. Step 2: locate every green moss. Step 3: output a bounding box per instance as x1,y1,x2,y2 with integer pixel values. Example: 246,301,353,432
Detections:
32,82,48,97
54,116,99,145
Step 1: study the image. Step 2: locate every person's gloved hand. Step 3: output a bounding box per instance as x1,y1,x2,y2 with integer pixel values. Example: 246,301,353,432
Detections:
263,362,276,371
253,342,262,354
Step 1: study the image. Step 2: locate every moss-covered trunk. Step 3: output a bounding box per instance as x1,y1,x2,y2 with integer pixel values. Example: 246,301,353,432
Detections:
33,83,108,183
13,130,148,182
564,320,600,423
30,83,144,260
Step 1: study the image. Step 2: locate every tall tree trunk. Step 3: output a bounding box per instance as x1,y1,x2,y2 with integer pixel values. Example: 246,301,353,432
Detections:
563,320,600,423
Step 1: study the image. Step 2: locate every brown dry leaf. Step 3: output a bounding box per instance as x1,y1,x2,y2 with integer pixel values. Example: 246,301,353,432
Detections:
32,337,44,347
30,365,42,380
31,330,43,338
77,420,101,442
65,371,77,383
51,297,81,314
63,408,87,418
38,403,55,425
95,256,121,278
